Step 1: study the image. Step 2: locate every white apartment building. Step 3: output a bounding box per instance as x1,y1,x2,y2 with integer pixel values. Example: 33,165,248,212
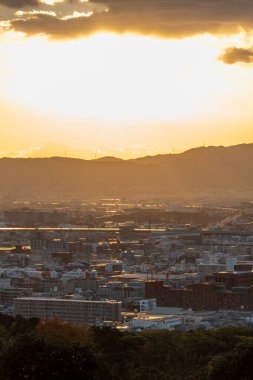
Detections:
14,297,122,325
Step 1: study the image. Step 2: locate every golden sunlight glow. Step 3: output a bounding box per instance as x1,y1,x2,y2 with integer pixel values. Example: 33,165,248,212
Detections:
0,31,253,157
41,0,64,4
1,32,246,122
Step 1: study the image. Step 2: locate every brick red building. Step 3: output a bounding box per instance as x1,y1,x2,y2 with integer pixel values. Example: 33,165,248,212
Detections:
145,280,253,311
209,270,253,289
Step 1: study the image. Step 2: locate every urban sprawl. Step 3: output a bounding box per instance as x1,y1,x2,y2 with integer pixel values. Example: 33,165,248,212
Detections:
1,199,253,331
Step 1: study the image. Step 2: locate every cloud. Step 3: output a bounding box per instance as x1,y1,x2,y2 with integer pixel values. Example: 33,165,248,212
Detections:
1,0,253,39
0,141,94,159
0,141,157,159
0,0,39,7
219,46,253,64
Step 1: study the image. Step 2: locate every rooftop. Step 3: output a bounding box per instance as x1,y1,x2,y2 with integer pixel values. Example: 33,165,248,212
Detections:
15,297,121,304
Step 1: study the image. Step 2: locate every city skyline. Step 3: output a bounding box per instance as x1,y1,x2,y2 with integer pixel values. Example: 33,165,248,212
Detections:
0,0,253,158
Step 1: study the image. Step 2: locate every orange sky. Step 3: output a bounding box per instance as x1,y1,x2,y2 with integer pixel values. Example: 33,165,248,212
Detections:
0,1,253,158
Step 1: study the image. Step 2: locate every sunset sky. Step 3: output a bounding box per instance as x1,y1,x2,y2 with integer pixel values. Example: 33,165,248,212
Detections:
0,0,253,159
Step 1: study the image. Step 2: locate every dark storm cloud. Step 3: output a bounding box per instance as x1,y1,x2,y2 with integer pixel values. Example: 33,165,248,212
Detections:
2,0,253,40
219,46,253,64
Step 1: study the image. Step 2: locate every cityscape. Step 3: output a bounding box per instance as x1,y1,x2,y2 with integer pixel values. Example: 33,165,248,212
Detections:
1,198,253,331
1,0,253,378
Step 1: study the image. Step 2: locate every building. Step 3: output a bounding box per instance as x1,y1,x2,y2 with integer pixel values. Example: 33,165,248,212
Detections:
183,315,203,329
127,314,182,330
198,264,226,277
210,269,253,289
140,299,157,312
145,280,253,311
1,287,33,305
97,281,144,301
14,297,122,324
4,210,68,225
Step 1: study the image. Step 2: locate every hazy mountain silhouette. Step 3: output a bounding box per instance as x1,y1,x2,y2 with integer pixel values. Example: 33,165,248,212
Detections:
94,156,123,162
1,144,253,196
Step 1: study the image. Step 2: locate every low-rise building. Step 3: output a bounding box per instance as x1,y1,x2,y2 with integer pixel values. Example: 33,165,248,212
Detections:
127,314,182,330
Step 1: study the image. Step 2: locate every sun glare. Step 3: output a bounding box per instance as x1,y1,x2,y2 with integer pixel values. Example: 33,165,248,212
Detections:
0,32,249,124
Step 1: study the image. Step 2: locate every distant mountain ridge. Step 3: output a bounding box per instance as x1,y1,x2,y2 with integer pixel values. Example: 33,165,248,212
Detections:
1,144,253,196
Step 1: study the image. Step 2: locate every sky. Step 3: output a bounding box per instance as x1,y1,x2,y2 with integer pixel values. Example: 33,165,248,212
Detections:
0,0,253,159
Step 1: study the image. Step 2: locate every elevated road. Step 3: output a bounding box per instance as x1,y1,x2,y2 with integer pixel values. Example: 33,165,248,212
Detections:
0,227,167,233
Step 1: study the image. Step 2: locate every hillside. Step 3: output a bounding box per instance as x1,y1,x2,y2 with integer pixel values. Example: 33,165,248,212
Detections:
1,144,253,197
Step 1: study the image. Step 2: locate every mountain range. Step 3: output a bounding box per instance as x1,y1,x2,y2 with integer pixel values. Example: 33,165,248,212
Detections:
1,144,253,198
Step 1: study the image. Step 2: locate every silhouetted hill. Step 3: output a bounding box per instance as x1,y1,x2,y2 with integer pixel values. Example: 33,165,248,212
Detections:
95,156,123,162
1,144,253,196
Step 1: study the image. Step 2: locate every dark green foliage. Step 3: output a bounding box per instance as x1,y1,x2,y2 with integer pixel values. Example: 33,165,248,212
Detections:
0,333,107,380
0,316,252,379
0,314,39,336
208,341,253,380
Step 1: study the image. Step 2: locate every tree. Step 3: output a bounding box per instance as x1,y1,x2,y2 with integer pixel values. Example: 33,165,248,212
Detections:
0,333,109,380
208,341,253,380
